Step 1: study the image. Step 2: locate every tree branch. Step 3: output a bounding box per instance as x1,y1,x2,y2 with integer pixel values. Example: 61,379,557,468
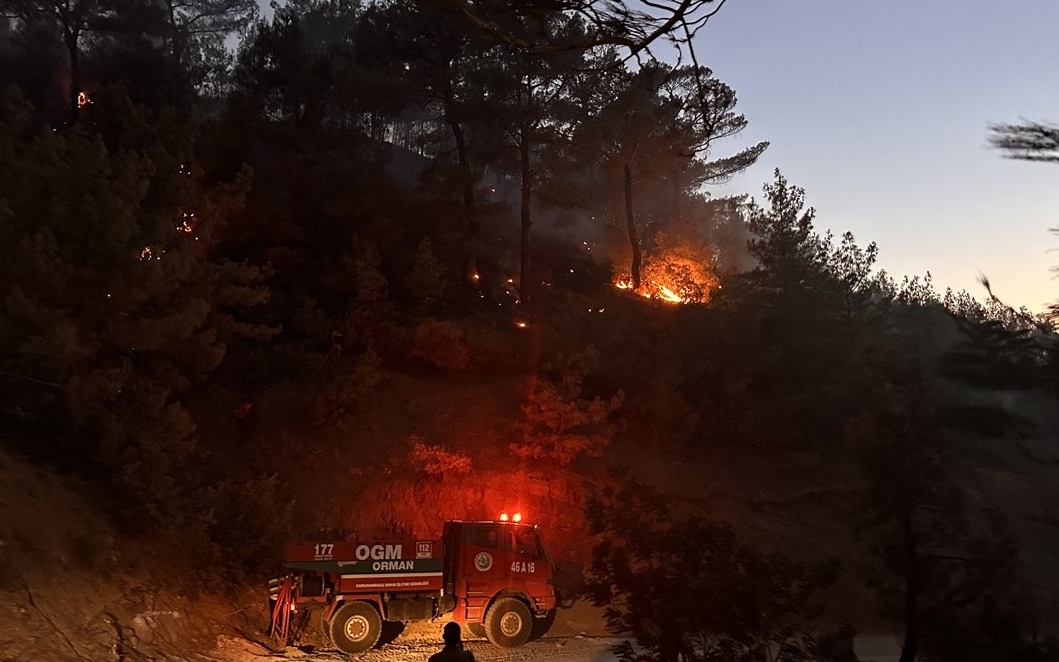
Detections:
988,120,1059,163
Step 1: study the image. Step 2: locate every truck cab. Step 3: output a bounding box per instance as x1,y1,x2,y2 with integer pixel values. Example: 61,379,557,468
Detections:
443,520,558,645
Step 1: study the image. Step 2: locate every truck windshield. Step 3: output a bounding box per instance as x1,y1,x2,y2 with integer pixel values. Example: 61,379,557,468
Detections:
465,527,500,549
512,526,542,558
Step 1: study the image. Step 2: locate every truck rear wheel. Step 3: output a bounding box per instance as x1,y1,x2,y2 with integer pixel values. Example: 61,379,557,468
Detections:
484,598,532,647
328,601,382,654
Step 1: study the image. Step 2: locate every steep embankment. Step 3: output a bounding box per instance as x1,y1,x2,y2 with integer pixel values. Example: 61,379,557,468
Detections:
0,444,267,662
0,440,616,661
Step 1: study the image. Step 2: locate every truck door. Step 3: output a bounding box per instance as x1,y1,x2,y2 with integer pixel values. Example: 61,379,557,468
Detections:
501,525,553,611
453,523,504,622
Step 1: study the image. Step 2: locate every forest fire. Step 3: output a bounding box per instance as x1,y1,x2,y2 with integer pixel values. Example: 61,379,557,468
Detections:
615,275,686,304
614,245,719,305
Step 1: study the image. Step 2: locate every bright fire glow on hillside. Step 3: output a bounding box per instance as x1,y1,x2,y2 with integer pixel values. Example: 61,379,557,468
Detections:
615,274,685,304
614,247,718,305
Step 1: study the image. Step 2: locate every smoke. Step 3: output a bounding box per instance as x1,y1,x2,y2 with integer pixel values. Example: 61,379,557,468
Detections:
470,166,758,299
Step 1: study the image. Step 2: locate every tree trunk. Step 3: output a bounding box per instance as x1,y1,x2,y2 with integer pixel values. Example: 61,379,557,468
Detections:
165,0,185,105
65,28,80,124
899,487,920,662
899,577,920,662
624,163,641,289
442,92,480,285
519,126,533,304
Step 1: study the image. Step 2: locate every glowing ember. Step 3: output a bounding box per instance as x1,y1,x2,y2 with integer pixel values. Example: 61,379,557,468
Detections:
515,320,528,329
176,211,196,234
139,246,165,261
77,90,91,108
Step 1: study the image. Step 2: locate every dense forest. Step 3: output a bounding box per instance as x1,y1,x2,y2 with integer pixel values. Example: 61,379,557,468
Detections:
2,1,1059,661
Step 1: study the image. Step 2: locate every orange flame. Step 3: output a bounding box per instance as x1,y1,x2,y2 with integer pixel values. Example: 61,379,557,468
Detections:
613,253,716,305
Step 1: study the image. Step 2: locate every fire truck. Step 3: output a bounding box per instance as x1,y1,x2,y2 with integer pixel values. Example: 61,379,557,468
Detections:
268,515,560,654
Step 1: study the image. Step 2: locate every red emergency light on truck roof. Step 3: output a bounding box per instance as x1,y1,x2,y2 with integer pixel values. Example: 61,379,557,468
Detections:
269,518,561,655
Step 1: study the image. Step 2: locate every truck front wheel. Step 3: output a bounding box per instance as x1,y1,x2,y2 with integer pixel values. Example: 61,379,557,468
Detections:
328,601,382,654
484,598,532,647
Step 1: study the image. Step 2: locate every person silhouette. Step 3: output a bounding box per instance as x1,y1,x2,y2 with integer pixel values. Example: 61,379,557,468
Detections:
428,622,475,662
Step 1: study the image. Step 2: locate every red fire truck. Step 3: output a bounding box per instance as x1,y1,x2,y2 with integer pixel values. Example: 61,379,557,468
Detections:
269,516,560,654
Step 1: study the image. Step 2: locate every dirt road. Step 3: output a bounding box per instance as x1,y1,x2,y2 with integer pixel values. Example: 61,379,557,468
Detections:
212,619,900,662
212,620,622,662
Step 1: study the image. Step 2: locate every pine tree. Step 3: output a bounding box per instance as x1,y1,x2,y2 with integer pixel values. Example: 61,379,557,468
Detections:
0,87,273,526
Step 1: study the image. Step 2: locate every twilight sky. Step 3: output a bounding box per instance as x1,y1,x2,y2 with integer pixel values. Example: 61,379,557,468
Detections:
690,0,1059,312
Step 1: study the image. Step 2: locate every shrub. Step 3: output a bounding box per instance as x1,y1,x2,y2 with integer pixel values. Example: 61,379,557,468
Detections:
407,319,469,370
311,349,383,432
513,349,623,466
408,434,472,476
405,238,448,305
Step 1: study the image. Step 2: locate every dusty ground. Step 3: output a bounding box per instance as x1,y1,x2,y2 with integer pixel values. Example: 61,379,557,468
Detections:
215,615,901,662
216,627,626,662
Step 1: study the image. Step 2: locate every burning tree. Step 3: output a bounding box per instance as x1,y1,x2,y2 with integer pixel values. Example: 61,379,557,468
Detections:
640,234,720,304
3,0,109,121
576,61,765,292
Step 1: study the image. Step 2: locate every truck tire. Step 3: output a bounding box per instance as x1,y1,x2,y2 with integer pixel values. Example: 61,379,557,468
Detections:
484,598,532,647
328,601,382,655
466,622,486,638
267,577,281,615
530,608,556,641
